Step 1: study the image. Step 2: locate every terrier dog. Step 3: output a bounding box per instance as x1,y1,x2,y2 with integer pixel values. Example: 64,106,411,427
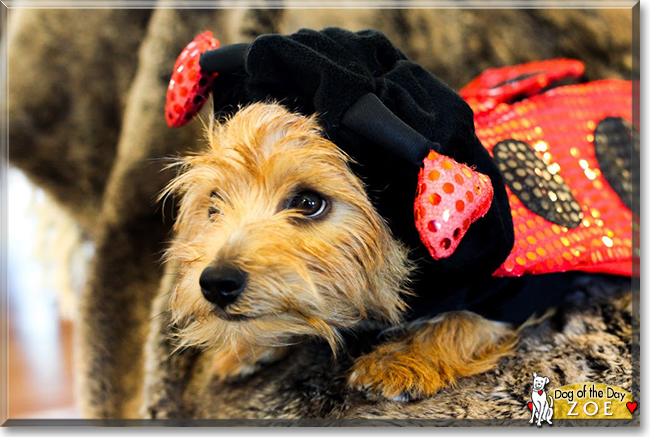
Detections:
162,102,517,401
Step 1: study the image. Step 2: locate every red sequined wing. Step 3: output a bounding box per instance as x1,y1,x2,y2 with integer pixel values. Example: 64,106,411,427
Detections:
462,68,634,277
461,59,585,111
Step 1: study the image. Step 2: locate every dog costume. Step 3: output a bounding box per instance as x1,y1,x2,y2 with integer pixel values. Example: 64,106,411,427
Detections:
165,28,635,324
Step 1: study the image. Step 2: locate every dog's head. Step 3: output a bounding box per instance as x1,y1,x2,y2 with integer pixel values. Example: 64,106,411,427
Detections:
532,372,550,391
162,103,412,352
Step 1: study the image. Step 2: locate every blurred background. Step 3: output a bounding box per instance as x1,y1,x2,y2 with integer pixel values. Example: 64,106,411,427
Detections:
7,167,81,418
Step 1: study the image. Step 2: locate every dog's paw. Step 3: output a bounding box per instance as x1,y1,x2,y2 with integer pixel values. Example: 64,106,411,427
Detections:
348,345,444,402
216,360,263,381
348,312,517,402
210,345,288,382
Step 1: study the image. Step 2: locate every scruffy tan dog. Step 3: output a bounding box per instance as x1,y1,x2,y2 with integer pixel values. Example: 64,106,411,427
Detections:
162,102,517,401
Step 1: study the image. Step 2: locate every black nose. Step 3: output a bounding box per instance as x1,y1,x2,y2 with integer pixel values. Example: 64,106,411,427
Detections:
199,266,247,309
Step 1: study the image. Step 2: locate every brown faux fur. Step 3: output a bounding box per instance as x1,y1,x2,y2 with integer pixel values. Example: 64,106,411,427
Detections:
6,6,636,420
144,275,633,421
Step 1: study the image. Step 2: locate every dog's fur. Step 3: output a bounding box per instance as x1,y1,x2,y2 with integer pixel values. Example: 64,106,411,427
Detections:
530,372,554,426
162,102,517,399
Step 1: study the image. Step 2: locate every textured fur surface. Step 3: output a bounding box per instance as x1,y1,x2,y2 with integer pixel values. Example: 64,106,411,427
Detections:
144,274,633,421
6,6,636,420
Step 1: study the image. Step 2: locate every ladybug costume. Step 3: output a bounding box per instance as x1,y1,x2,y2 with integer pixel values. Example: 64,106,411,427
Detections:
166,28,635,324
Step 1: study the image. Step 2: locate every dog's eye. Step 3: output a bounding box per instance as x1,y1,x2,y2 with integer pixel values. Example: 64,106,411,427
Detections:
287,191,327,218
208,191,221,218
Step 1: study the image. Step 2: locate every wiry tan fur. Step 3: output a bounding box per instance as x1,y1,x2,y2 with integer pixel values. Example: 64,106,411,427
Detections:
161,103,412,371
161,102,516,398
349,312,517,400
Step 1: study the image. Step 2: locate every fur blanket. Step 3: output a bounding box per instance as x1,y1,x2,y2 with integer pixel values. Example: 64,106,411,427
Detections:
144,274,635,423
6,6,637,421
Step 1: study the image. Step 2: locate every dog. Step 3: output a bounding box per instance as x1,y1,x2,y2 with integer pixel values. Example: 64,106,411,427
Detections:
530,372,554,426
161,102,518,401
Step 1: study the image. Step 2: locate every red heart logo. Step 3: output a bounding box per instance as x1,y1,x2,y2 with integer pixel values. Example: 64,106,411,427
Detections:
414,151,493,260
538,390,543,395
626,402,637,414
527,402,533,411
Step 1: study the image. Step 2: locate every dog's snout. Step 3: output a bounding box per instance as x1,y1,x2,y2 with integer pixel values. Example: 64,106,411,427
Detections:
199,266,247,308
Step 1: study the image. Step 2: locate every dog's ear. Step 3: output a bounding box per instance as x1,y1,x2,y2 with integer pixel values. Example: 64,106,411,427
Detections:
533,372,537,378
545,377,550,385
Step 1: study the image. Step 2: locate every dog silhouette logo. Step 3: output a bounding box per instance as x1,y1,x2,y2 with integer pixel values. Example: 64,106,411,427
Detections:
528,372,554,426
